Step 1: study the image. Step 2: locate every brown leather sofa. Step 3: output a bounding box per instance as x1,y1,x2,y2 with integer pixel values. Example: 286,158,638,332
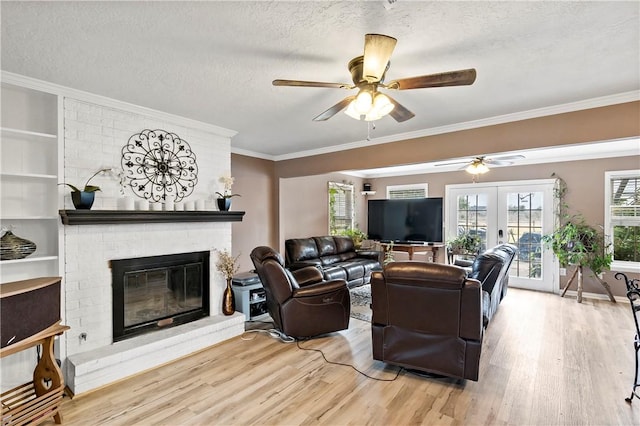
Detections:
468,244,517,326
250,246,351,338
285,236,383,288
371,262,484,381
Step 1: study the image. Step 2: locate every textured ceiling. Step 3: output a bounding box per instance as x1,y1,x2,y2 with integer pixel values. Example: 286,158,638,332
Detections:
1,1,639,159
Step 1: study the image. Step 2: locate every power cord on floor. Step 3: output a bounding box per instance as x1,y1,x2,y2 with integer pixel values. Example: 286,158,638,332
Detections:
241,322,402,381
295,339,403,382
241,320,296,343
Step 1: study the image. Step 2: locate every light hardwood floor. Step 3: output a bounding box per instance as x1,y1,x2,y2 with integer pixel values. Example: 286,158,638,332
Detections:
50,288,639,425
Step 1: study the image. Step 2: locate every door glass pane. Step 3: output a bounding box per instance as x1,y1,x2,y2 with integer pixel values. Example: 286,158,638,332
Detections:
457,194,488,251
507,191,543,279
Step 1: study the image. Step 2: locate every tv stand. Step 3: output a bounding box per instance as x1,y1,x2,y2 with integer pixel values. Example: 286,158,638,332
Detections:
380,242,444,262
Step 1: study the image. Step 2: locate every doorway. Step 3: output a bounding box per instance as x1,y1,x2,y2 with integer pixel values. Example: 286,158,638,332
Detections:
445,179,557,292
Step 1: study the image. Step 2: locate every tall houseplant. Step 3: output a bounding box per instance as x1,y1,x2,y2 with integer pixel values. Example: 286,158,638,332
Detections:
542,175,615,303
541,215,612,275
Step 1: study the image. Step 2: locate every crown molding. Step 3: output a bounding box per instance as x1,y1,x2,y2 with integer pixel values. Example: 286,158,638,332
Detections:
1,71,238,138
272,91,640,161
230,146,276,161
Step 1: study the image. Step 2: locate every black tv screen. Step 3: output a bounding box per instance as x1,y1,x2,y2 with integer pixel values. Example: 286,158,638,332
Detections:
367,198,443,243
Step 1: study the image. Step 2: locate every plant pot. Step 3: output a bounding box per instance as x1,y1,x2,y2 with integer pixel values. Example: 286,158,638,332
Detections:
217,198,231,211
71,191,95,210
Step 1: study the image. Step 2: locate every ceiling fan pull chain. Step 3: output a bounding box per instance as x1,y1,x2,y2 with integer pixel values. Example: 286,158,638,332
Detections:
366,121,376,141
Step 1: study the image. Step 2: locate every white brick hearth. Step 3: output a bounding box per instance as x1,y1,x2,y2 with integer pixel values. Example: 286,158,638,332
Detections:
61,97,242,394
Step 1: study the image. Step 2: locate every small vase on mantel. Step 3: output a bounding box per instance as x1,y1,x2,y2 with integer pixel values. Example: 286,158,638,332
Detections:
222,278,235,315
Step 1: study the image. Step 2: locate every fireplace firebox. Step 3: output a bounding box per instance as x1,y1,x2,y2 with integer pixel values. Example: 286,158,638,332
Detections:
111,251,210,342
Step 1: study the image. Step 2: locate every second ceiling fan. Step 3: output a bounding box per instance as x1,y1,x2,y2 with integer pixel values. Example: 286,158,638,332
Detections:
272,34,477,122
435,155,526,174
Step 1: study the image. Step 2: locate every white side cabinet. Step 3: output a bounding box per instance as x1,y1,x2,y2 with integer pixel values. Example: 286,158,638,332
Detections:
1,83,60,283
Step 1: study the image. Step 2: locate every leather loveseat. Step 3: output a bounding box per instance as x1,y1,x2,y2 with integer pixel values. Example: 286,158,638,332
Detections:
285,236,383,288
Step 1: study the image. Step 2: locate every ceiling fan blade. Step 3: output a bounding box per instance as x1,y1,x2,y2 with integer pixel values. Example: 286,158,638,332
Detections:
272,79,353,89
312,96,356,121
484,155,525,166
386,68,477,90
490,154,525,161
363,34,397,83
434,160,471,167
385,94,415,122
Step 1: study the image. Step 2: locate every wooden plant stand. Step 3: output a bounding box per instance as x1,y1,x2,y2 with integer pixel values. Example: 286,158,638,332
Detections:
1,322,69,426
560,265,616,303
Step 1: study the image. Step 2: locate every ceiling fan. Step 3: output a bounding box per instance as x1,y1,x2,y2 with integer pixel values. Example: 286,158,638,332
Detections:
435,155,526,174
272,34,476,122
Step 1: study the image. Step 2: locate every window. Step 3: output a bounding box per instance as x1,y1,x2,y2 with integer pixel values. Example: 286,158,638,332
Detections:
328,182,354,235
386,183,428,199
605,170,640,270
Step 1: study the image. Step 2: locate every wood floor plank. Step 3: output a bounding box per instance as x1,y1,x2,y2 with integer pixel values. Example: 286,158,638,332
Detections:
48,288,640,425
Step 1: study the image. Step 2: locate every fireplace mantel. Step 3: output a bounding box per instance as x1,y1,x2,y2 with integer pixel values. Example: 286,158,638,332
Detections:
59,210,245,225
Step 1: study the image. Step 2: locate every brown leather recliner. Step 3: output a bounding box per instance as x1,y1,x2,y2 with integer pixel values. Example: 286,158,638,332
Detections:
371,262,483,381
250,246,350,338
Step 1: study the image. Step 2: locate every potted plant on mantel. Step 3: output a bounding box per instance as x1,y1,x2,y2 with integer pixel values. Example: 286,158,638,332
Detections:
215,174,241,211
59,168,113,210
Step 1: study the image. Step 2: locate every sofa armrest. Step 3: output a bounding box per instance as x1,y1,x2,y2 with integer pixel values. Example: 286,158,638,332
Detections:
459,278,483,341
288,260,323,271
292,279,347,298
356,250,383,264
292,266,323,286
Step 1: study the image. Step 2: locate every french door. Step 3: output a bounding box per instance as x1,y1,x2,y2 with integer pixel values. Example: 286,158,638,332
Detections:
445,180,557,292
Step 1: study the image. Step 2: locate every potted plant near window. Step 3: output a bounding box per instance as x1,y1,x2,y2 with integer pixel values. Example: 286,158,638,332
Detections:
340,228,368,249
448,232,482,255
542,214,614,303
59,168,112,210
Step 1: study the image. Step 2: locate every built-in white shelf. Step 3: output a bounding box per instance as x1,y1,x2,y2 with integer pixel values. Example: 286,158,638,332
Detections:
1,216,59,220
0,172,58,180
1,127,56,140
0,255,58,265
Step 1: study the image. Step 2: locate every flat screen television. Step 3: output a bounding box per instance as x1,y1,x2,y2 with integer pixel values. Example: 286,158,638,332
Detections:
367,198,443,243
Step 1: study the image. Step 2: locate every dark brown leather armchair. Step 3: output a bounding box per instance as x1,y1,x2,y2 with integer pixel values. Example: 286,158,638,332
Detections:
250,246,350,338
371,262,483,381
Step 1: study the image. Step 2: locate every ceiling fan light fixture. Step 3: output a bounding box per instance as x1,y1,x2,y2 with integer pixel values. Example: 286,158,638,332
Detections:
354,89,373,114
363,34,397,82
373,92,394,116
466,161,490,175
344,101,364,120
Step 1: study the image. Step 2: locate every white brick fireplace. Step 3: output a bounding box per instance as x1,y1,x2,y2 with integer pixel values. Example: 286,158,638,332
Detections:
60,98,244,394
